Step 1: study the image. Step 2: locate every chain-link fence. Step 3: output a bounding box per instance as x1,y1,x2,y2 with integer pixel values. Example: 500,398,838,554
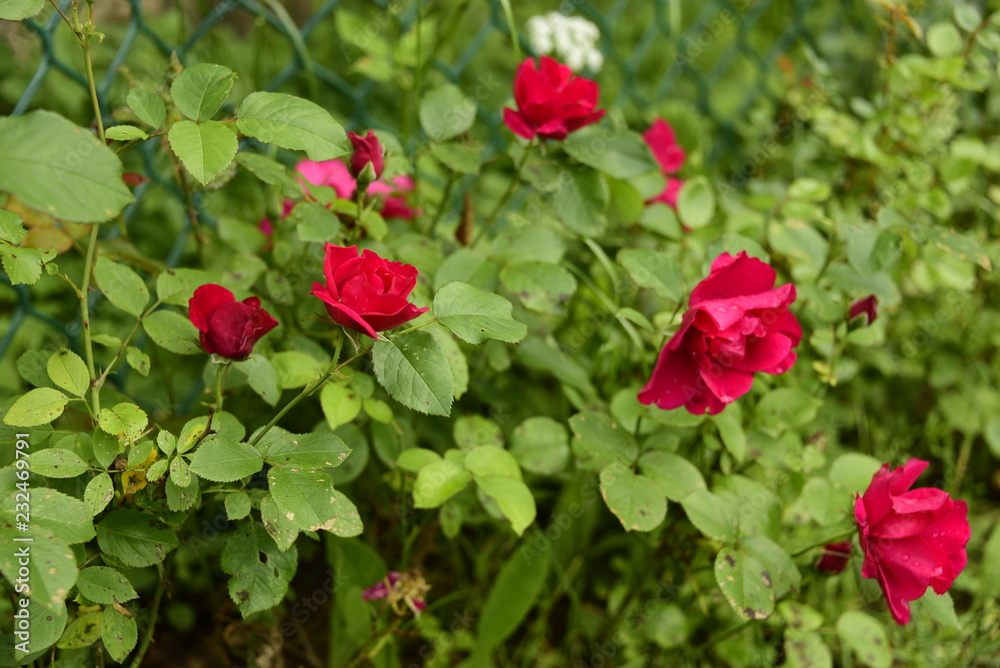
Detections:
1,0,852,376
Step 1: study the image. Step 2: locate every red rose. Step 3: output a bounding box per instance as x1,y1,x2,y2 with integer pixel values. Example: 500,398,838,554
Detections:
311,243,428,339
816,541,852,574
855,458,970,625
347,130,385,180
503,56,606,141
188,284,278,360
638,252,801,415
849,294,878,325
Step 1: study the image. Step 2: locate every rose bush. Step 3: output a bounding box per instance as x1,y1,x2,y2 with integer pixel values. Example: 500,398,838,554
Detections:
0,1,997,666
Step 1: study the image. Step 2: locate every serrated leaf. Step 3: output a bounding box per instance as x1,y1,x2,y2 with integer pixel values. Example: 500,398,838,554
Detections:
143,310,202,354
319,381,362,429
83,473,114,516
0,111,133,222
46,348,90,397
0,244,56,285
638,451,706,501
95,510,179,568
0,526,76,611
433,281,527,344
260,495,299,551
93,257,149,317
680,489,738,542
233,356,280,406
714,547,775,620
168,120,238,185
618,248,682,300
170,63,236,121
412,459,471,508
569,411,638,471
127,89,166,129
373,330,454,416
77,567,138,605
3,388,69,427
267,467,362,535
221,521,297,617
0,0,46,20
836,611,892,667
225,492,252,521
563,126,658,179
236,92,348,160
101,606,138,663
188,434,264,482
599,464,667,532
500,261,577,314
265,432,352,469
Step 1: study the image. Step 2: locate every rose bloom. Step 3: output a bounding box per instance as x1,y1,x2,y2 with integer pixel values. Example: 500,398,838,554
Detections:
816,541,852,574
347,130,385,179
855,458,970,625
503,55,606,140
311,243,428,339
638,252,801,415
188,284,278,360
643,118,686,210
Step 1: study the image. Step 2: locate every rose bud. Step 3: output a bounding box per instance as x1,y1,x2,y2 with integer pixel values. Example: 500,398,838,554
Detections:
347,131,385,181
311,243,428,339
503,56,606,141
855,458,970,625
188,284,278,360
849,294,878,325
817,541,852,574
638,252,801,415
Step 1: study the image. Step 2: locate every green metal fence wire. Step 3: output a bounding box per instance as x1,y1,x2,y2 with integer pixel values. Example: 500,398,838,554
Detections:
0,0,833,375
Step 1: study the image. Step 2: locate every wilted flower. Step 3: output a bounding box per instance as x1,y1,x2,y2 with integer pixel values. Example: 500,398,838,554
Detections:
362,570,429,616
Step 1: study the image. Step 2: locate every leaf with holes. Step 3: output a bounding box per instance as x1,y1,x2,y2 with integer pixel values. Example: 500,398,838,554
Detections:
714,546,775,620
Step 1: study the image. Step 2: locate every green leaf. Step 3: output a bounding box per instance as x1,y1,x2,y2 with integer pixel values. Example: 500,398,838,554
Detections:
742,535,801,598
224,492,253,521
168,120,239,186
465,445,521,479
320,381,362,429
260,495,299,551
783,629,833,668
95,510,180,568
233,356,281,406
917,590,961,629
552,168,608,236
236,92,348,161
396,447,441,472
429,142,482,174
510,416,569,475
0,0,45,20
618,248,682,300
0,210,27,244
472,543,550,657
0,110,133,222
412,459,471,508
599,464,667,532
291,201,342,243
125,346,151,377
927,22,964,57
84,473,114,516
12,599,67,660
46,348,90,397
0,244,56,285
126,89,166,129
96,403,147,442
28,449,87,478
265,432,352,469
267,467,362,534
714,547,775,620
3,388,69,427
680,489,738,542
755,388,821,434
170,63,236,121
712,404,747,462
373,330,454,416
475,475,536,536
499,261,577,314
569,411,638,470
419,84,476,141
92,429,122,469
57,610,102,649
143,310,202,354
433,281,527,344
77,567,138,605
677,175,715,228
93,257,149,317
829,453,883,493
101,606,138,663
188,434,264,482
836,611,892,668
563,126,659,179
0,526,77,611
13,488,94,543
104,125,149,142
155,267,217,306
272,351,325,389
221,521,298,617
236,152,295,186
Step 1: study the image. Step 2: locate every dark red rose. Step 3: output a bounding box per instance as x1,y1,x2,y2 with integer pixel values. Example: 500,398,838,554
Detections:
817,541,852,574
188,284,278,360
311,243,428,339
347,131,385,180
855,458,970,625
849,294,878,325
503,56,606,141
638,252,801,415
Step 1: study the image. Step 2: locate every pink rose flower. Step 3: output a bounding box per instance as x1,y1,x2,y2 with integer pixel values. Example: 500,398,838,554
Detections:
643,119,686,211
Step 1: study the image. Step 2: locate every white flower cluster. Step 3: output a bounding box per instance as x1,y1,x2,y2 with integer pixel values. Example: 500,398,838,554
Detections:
526,12,604,73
